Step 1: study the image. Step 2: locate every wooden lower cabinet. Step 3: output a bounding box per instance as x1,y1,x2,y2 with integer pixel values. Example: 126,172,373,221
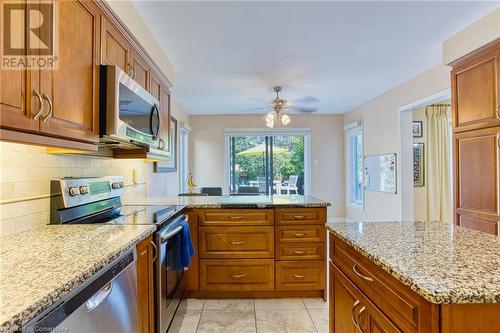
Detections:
329,231,500,333
187,207,327,299
200,259,274,291
136,236,154,333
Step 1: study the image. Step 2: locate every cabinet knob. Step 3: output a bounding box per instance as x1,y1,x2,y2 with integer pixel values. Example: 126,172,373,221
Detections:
32,89,44,120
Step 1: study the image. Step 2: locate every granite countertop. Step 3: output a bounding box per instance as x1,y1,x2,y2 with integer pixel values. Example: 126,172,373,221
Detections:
0,224,156,333
327,221,500,304
125,194,330,208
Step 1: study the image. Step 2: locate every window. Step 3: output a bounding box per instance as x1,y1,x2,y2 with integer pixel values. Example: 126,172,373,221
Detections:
345,123,363,208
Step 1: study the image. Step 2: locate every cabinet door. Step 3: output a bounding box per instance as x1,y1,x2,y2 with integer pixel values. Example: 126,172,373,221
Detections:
130,49,149,90
137,236,154,333
101,16,132,75
451,40,500,132
38,0,99,143
0,0,39,132
331,262,358,333
454,127,499,235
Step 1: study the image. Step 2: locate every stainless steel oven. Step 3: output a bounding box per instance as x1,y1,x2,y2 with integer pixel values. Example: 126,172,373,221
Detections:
99,65,168,156
155,214,188,333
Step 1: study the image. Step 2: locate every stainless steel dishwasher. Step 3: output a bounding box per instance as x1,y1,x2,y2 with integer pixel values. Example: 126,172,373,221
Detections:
23,248,139,333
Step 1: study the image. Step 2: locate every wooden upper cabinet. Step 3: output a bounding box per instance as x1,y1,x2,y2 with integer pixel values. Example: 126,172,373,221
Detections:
39,0,99,143
454,127,499,234
0,0,39,133
451,40,500,132
130,49,149,90
101,16,132,75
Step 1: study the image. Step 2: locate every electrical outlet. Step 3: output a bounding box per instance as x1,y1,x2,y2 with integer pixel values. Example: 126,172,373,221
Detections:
133,168,145,184
313,160,319,167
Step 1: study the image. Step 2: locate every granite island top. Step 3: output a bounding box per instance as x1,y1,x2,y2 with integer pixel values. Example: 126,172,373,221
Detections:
327,220,500,304
125,194,331,208
0,224,155,333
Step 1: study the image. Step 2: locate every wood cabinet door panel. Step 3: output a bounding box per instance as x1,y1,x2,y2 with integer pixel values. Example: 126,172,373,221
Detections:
455,128,499,218
200,259,274,291
101,17,130,73
276,208,326,225
199,209,274,226
332,264,402,333
39,0,99,143
275,242,324,260
451,41,500,131
276,260,325,291
199,226,274,259
276,225,325,242
137,235,154,333
457,211,499,236
131,49,149,90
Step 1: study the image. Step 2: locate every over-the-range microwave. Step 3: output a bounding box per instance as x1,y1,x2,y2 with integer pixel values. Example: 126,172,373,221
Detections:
99,65,169,158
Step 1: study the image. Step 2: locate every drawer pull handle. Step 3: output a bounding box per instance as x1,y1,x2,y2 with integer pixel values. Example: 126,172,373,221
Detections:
358,306,367,332
229,215,244,220
230,273,246,278
293,215,306,220
293,250,307,255
351,299,361,330
229,241,245,245
293,233,306,238
353,265,373,282
293,274,306,279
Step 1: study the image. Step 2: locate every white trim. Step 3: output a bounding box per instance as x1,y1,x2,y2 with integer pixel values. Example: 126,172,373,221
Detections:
224,128,312,196
179,127,189,193
180,122,191,133
398,89,451,112
344,121,361,132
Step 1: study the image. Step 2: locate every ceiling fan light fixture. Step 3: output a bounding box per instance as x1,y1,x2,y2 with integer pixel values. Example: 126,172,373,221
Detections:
281,113,291,126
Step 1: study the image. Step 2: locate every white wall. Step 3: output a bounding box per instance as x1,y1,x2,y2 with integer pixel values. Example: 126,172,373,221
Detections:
189,115,345,218
344,64,451,221
443,8,500,64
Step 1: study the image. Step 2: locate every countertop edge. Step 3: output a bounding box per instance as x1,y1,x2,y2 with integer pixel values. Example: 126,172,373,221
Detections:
326,223,498,304
0,225,156,333
185,203,331,208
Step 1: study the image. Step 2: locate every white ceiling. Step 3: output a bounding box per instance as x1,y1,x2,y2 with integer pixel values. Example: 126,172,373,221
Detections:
133,1,499,115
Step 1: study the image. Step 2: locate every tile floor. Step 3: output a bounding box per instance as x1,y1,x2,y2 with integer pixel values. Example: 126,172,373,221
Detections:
168,298,328,333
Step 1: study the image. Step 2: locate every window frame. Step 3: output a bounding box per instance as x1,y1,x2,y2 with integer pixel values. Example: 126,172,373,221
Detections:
345,122,364,210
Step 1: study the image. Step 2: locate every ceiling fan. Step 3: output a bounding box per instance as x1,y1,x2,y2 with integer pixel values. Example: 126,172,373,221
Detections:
263,86,319,128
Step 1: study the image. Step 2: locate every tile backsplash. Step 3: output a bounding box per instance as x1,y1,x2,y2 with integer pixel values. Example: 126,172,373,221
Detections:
0,141,147,236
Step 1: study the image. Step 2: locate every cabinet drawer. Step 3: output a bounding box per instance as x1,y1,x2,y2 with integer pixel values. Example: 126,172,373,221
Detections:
199,226,274,259
200,259,274,291
276,260,325,290
199,209,274,226
331,233,423,332
276,242,324,260
276,225,325,242
276,208,326,225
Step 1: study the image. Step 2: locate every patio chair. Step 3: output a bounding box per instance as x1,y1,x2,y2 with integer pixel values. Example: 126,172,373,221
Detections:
257,176,267,193
281,175,299,194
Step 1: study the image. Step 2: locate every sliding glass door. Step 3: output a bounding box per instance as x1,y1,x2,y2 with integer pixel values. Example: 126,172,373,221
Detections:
228,133,306,196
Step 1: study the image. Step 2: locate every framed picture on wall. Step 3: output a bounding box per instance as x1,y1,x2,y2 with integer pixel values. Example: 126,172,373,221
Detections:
413,143,424,187
412,121,423,138
154,117,178,172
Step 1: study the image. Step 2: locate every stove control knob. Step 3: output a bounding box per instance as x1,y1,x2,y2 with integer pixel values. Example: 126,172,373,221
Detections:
79,186,89,195
111,182,121,190
69,187,79,197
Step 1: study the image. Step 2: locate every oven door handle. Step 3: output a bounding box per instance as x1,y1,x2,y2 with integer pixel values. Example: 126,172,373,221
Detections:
160,225,183,243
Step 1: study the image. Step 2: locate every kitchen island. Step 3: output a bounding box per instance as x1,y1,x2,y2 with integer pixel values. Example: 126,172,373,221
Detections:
0,224,155,333
327,220,500,333
133,195,331,300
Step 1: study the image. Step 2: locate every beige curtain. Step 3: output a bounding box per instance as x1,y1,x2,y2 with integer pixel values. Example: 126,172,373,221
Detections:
425,104,452,223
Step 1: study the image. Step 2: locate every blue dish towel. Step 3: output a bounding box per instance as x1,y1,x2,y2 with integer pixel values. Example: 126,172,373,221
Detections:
176,219,195,271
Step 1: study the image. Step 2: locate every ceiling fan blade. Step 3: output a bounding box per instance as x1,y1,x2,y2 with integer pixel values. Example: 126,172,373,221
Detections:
288,106,318,113
292,95,319,105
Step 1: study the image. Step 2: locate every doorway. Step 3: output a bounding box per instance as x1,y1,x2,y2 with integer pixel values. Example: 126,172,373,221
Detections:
225,129,310,196
399,92,453,222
